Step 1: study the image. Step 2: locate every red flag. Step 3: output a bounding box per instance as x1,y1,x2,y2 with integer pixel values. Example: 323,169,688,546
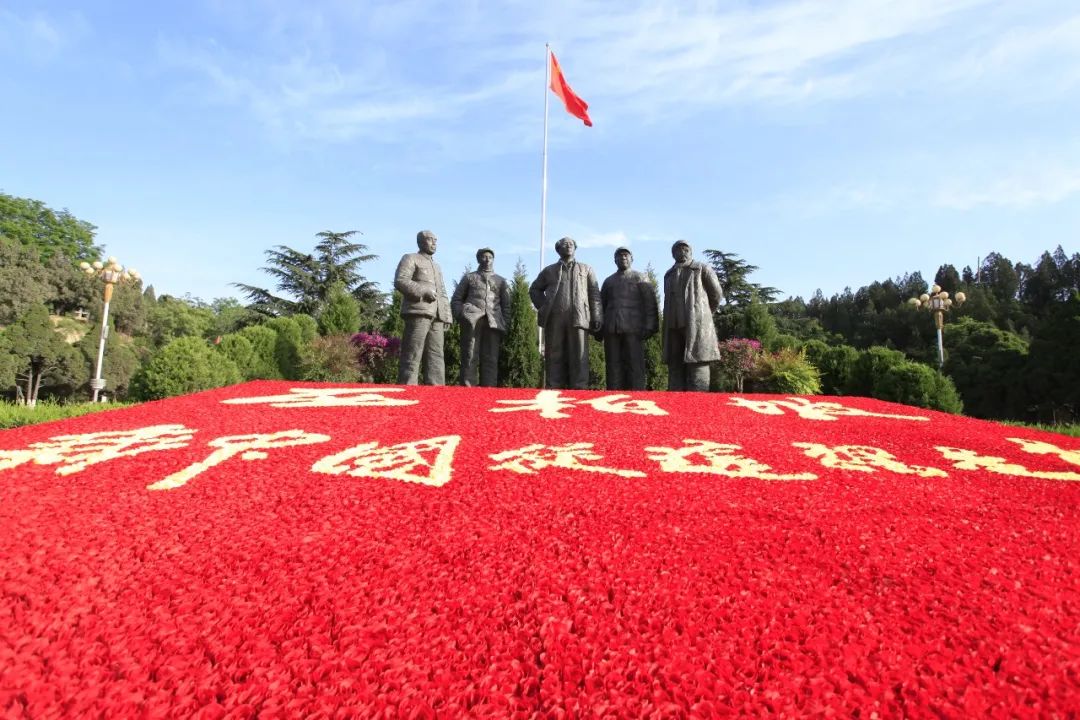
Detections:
549,51,592,127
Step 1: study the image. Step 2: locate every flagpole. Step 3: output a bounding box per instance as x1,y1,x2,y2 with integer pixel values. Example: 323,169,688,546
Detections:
539,43,551,357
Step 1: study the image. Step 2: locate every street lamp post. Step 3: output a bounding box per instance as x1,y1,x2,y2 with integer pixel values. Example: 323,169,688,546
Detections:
908,284,965,368
80,257,139,402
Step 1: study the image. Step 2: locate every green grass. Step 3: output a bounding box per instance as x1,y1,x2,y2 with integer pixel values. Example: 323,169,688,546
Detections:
0,401,132,429
1001,421,1080,438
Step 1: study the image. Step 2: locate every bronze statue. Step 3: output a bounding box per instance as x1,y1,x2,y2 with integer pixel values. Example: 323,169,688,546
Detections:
451,248,511,387
662,240,723,391
394,230,452,385
600,247,658,390
529,237,602,389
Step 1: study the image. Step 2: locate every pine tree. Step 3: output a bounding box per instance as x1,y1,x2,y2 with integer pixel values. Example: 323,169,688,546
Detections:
318,281,362,336
499,261,542,388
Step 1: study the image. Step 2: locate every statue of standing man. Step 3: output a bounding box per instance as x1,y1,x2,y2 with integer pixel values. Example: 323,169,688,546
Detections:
600,247,658,390
530,237,602,389
662,240,723,391
451,248,511,387
394,230,452,385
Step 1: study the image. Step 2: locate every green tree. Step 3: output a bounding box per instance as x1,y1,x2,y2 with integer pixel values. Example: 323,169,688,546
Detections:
145,295,215,348
207,297,261,339
234,230,381,321
643,267,666,390
702,250,780,306
739,294,779,348
131,336,242,400
267,315,317,380
381,290,406,338
0,241,53,325
587,335,605,390
942,318,1028,419
848,346,907,398
499,261,542,388
318,281,362,336
0,192,101,263
1024,293,1080,423
1,303,87,406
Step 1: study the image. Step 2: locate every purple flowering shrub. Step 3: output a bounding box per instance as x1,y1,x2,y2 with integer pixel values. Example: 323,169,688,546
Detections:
351,332,402,384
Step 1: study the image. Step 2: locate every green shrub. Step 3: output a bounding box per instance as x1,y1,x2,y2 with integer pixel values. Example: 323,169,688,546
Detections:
876,360,963,414
803,341,860,396
849,346,907,397
753,348,822,394
318,282,361,336
131,336,241,400
217,334,259,380
237,325,282,379
300,334,361,382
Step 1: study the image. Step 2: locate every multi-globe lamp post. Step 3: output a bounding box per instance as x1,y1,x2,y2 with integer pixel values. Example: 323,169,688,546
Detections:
908,285,965,368
80,258,139,402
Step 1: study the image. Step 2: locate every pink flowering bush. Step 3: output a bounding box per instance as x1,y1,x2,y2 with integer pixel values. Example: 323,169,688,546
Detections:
714,338,763,392
351,332,401,384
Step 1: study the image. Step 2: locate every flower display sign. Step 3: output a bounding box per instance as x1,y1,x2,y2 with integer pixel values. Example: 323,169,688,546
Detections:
1,380,1078,716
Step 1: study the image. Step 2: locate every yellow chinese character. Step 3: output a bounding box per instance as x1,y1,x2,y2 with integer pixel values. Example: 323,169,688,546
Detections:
491,390,667,419
645,439,816,481
489,442,646,478
311,435,461,487
1008,438,1080,468
147,430,330,491
490,390,579,419
936,445,1080,482
794,442,947,477
222,387,417,408
0,425,195,476
578,394,668,416
728,397,929,422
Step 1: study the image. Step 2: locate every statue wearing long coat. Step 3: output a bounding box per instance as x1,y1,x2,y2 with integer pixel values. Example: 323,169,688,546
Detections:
662,260,723,365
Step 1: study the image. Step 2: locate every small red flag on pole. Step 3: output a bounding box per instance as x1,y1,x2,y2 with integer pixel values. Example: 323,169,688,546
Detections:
549,51,592,127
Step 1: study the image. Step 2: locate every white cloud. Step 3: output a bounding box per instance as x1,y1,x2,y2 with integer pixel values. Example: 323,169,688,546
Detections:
0,8,88,61
935,165,1080,210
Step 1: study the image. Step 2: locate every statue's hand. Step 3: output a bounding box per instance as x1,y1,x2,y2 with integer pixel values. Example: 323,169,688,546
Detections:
589,320,602,333
422,289,436,302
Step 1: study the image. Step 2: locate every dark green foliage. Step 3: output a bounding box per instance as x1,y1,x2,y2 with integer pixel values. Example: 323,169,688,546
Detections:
131,337,241,401
934,264,962,294
217,334,259,380
643,268,666,390
0,241,53,325
587,335,605,390
0,192,101,262
802,340,860,396
848,346,907,398
318,281,362,336
267,315,317,380
942,318,1028,419
753,348,821,395
145,296,215,348
875,361,963,414
702,250,780,305
236,325,282,379
207,298,262,339
444,320,463,386
739,295,779,348
1,304,88,404
1024,293,1080,423
234,230,381,323
381,291,406,338
499,262,542,388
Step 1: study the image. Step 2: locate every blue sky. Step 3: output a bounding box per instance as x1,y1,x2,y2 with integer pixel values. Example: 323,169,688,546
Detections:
3,0,1078,303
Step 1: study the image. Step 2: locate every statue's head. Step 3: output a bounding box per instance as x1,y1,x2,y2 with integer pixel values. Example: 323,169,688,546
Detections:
476,247,495,272
555,236,576,260
416,230,437,255
614,247,633,271
671,240,692,264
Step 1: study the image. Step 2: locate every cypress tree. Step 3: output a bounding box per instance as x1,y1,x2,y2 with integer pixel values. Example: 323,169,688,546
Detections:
499,261,542,388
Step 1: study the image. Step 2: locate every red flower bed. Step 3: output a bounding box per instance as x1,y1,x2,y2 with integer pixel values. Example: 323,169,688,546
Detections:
2,381,1078,717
